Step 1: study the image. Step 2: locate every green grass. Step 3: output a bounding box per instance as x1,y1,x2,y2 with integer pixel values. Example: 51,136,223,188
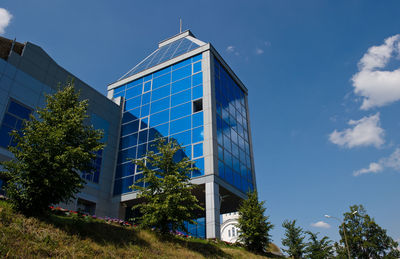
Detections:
0,200,275,258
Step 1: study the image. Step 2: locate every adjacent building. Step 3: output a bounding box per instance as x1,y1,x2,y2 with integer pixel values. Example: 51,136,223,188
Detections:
0,30,256,239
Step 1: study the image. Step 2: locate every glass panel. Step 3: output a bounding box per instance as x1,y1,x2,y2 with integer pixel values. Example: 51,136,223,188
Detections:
172,65,191,82
138,129,148,144
170,130,191,146
192,158,204,177
143,81,152,92
152,73,170,90
125,85,142,99
172,58,192,70
115,163,135,178
192,54,202,62
142,92,151,105
140,117,149,129
125,96,141,111
122,112,139,124
153,66,171,78
171,77,191,94
8,101,31,119
2,113,17,127
153,123,169,137
151,96,170,114
121,133,138,149
171,89,191,107
192,72,202,86
192,111,203,128
170,102,191,121
193,61,201,74
140,104,150,117
193,143,203,158
118,147,137,164
192,126,204,143
192,85,203,100
150,109,170,127
121,120,139,136
151,84,170,102
170,116,191,135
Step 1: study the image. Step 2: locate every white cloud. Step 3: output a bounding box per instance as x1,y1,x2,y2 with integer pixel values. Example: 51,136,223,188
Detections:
353,162,383,176
226,45,240,56
310,221,331,229
0,8,12,34
226,46,235,53
329,113,384,148
354,148,400,176
352,34,400,110
255,48,264,55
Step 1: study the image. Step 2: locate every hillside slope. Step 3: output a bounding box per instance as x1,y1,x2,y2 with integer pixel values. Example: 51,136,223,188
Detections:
0,200,275,258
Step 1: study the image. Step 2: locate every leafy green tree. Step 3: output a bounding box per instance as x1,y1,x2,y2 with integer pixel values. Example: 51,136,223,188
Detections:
0,82,103,215
282,219,306,258
130,138,203,234
304,231,334,259
236,191,274,254
336,204,400,259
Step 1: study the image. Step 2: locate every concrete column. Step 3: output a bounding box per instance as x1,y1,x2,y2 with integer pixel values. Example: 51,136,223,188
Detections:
205,182,221,239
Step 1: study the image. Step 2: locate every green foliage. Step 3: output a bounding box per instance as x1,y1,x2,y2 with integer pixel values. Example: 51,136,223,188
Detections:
236,191,273,254
0,82,103,215
304,231,334,259
281,219,306,259
336,204,400,259
130,138,203,234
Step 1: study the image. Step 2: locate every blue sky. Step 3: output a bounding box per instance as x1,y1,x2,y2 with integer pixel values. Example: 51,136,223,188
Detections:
1,0,400,249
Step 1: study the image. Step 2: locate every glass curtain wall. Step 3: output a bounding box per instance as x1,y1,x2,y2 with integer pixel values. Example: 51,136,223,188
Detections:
113,54,204,195
214,58,254,193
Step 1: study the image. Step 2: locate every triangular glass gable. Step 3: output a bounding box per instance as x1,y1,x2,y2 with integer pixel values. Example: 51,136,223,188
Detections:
119,37,202,80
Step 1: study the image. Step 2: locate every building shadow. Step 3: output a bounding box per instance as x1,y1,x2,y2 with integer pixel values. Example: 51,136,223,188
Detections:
42,214,149,248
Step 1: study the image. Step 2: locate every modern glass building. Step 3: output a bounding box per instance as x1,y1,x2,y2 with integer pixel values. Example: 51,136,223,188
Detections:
0,31,256,239
108,30,256,239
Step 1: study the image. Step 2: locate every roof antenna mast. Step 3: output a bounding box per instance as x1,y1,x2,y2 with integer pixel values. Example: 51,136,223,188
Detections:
180,18,182,33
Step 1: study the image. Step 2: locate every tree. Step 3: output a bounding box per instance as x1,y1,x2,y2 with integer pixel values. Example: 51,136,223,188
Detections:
336,204,400,259
304,231,334,259
130,138,203,234
236,191,274,254
0,82,103,215
282,219,306,258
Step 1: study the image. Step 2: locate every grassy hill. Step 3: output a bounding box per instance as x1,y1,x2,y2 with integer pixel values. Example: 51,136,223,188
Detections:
0,200,277,258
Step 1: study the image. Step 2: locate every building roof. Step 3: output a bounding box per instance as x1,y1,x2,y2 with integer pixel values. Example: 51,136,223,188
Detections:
0,36,25,60
118,30,206,81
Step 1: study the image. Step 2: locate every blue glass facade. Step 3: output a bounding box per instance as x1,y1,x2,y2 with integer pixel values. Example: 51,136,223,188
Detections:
113,54,205,195
0,100,32,148
214,58,254,193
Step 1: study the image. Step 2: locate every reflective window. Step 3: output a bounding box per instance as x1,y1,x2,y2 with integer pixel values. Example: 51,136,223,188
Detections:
192,126,204,143
125,85,142,99
171,89,191,107
172,64,191,82
193,143,203,158
214,58,253,192
150,110,169,127
151,96,170,114
192,72,202,86
113,53,205,195
170,102,191,121
170,116,191,135
170,130,191,147
0,100,32,148
152,84,170,102
171,77,191,94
